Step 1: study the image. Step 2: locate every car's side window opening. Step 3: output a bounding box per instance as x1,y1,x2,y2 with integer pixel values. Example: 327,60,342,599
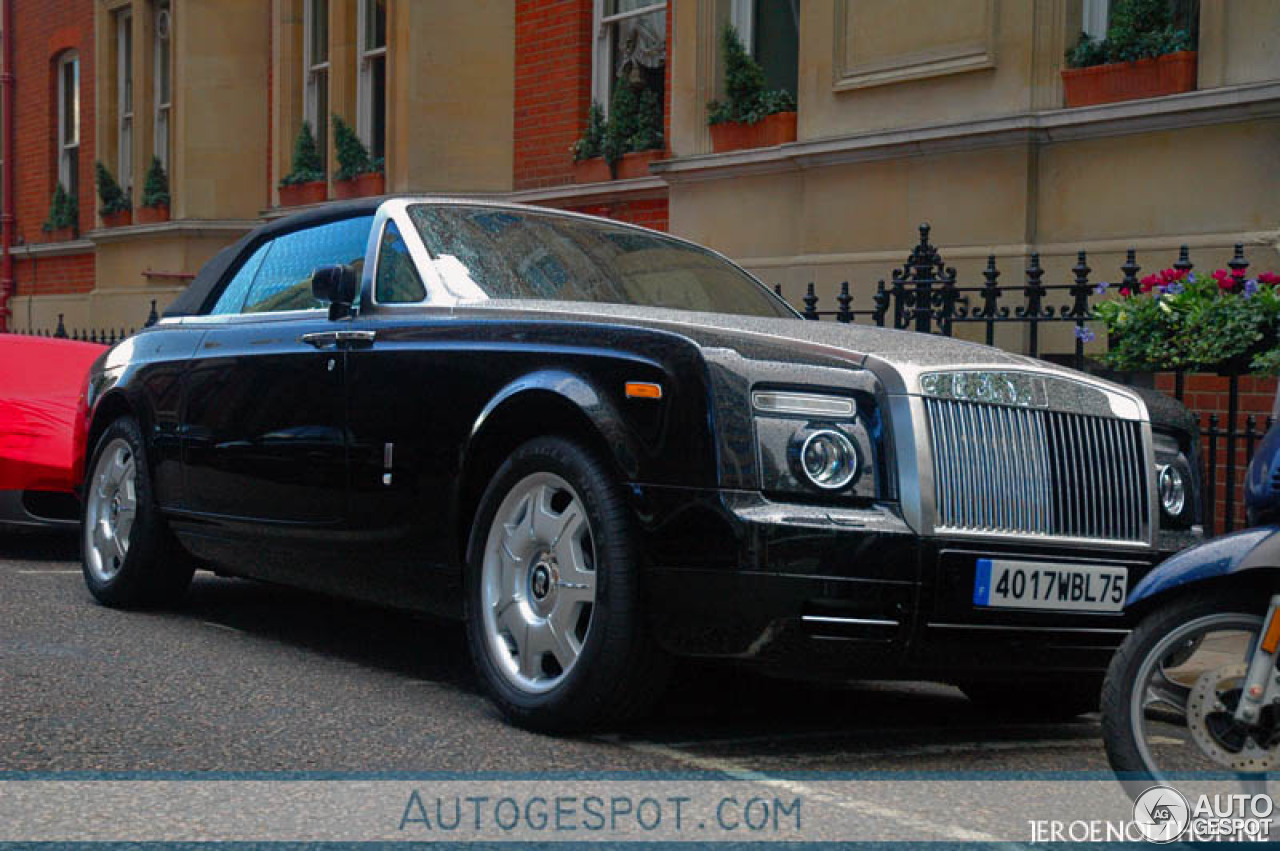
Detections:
209,241,272,315
374,220,426,304
208,217,375,316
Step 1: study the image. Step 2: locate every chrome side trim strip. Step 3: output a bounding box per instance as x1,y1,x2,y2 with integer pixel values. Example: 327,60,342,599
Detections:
802,615,899,627
926,622,1131,635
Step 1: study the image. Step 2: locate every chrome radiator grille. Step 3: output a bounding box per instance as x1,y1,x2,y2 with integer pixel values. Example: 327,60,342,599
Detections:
924,399,1149,542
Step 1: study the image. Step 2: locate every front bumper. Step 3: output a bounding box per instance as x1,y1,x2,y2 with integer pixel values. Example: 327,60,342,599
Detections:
633,485,1194,680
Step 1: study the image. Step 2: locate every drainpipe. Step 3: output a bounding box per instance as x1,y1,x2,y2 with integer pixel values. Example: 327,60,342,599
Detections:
0,0,15,331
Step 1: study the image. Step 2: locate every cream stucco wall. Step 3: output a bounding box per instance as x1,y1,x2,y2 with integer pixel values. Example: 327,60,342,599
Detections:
387,0,514,193
172,0,272,219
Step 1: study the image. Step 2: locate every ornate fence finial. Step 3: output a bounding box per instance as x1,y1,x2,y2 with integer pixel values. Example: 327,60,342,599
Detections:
54,314,67,338
872,280,889,327
1229,243,1249,280
1121,248,1140,292
1069,250,1092,319
1173,244,1193,274
803,283,818,320
836,281,852,323
145,299,159,327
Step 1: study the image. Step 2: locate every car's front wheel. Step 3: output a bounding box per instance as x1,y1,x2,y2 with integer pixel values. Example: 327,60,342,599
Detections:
464,436,667,731
82,416,194,608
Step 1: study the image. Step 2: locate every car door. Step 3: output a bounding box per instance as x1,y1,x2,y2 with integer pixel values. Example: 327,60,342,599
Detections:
180,215,375,532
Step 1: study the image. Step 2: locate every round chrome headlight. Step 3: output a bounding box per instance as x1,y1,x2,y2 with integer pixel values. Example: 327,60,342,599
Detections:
1158,464,1187,517
798,429,859,491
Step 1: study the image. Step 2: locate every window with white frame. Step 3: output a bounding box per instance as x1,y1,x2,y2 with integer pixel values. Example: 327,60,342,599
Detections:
1082,0,1109,39
592,0,666,117
304,0,329,168
727,0,798,98
57,51,80,201
357,0,386,161
154,0,171,173
116,9,133,193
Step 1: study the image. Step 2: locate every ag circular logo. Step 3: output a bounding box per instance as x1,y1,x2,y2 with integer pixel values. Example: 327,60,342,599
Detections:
1133,785,1190,843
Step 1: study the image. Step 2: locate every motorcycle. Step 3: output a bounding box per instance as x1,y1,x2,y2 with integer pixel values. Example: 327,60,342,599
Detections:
1102,397,1280,789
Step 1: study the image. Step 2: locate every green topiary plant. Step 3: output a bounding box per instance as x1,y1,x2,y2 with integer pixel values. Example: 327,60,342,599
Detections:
43,183,78,232
1064,0,1193,69
141,156,170,208
332,114,372,181
280,121,325,187
572,101,607,162
95,162,131,215
707,24,795,126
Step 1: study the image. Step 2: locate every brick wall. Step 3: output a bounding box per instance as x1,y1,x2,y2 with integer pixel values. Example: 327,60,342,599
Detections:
567,197,668,231
9,0,96,299
513,0,594,190
13,253,96,296
1155,373,1278,532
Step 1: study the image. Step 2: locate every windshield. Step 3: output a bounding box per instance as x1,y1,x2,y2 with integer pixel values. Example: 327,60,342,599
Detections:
408,204,796,319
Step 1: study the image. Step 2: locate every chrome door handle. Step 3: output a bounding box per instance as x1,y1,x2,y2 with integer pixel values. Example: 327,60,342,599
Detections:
333,330,376,346
300,331,338,349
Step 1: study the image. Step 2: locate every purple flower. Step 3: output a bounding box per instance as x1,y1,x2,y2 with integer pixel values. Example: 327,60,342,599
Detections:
1244,278,1259,298
1187,272,1197,283
1165,281,1184,295
1093,282,1108,295
1074,325,1096,343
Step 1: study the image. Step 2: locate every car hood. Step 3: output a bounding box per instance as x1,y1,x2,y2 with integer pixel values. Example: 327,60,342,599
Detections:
451,300,1127,400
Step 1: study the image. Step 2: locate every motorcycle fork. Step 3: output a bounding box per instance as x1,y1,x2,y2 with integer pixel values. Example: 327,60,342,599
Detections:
1234,593,1280,725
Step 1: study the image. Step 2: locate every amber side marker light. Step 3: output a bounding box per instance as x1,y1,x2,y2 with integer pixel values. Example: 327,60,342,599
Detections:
1262,607,1280,655
625,382,663,400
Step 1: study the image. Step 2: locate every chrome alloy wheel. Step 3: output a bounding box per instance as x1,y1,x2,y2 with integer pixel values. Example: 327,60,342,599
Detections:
480,472,597,694
84,438,138,583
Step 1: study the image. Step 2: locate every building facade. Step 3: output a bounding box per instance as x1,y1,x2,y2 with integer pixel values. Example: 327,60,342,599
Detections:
1,0,1277,367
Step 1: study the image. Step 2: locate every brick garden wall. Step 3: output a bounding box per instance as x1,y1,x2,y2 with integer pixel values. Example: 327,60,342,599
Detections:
1155,373,1278,532
568,198,669,232
10,0,97,303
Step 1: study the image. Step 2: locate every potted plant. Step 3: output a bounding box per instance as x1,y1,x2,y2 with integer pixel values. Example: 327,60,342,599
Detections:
1062,0,1196,108
706,24,797,153
137,157,171,223
95,162,132,228
333,116,384,199
572,102,610,184
571,78,664,183
1095,265,1280,377
357,156,385,197
278,121,327,207
42,183,78,241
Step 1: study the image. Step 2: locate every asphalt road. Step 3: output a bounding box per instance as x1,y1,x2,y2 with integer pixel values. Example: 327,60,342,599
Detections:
0,531,1114,777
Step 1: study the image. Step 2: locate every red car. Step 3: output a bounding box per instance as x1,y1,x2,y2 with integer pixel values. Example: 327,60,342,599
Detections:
0,334,105,529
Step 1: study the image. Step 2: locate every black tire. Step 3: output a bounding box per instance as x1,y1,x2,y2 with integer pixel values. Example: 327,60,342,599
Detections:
464,436,669,732
1101,588,1264,783
81,416,195,608
960,676,1102,720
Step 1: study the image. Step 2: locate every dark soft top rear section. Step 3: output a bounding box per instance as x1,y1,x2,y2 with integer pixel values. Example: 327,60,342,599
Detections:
163,198,384,317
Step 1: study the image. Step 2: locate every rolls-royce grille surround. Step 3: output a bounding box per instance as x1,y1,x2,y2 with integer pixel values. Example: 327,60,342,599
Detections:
925,397,1150,543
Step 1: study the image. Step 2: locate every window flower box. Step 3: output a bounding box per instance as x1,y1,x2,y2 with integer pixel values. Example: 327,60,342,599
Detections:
1062,50,1197,108
709,110,797,154
572,157,611,185
101,209,133,228
135,203,170,224
355,171,385,197
44,226,75,243
277,180,327,207
615,149,663,180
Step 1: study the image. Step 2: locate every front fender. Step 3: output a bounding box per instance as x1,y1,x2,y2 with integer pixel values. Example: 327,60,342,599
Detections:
467,368,642,480
1127,526,1280,606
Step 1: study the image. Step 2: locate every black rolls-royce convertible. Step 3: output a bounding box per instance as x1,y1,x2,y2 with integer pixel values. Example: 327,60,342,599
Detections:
80,198,1203,729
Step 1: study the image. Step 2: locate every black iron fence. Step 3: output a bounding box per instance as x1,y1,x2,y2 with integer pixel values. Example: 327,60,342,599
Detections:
2,300,158,345
773,224,1275,536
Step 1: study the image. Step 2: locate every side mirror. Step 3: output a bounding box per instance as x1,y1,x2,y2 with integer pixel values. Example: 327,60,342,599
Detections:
311,264,358,320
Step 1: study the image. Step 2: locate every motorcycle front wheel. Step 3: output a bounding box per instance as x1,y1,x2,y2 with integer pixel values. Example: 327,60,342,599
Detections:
1102,589,1276,793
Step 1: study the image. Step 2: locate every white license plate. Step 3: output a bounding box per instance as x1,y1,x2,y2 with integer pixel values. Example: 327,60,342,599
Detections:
973,559,1127,612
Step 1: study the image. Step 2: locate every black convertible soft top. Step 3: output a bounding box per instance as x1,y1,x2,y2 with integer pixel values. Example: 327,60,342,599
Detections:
162,198,383,318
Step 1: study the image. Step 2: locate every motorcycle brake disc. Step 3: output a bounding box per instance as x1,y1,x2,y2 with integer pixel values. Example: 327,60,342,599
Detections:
1187,664,1277,772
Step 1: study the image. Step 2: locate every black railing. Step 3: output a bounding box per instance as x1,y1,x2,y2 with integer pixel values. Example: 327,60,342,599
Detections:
774,224,1273,536
1,300,158,345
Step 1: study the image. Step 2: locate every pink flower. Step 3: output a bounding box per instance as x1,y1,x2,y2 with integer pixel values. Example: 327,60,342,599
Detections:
1258,271,1280,286
1140,274,1159,293
1119,286,1132,297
